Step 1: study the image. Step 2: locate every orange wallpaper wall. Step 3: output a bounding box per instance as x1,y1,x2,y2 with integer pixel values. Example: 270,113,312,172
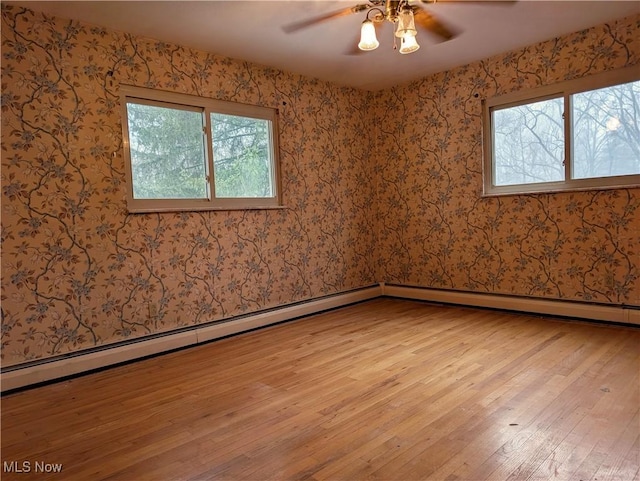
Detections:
1,5,377,367
373,15,639,305
1,5,638,368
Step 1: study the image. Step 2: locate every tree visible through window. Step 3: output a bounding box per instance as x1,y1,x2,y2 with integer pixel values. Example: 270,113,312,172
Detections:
493,97,564,186
120,85,280,212
211,113,274,198
127,103,207,200
484,68,640,195
572,81,640,179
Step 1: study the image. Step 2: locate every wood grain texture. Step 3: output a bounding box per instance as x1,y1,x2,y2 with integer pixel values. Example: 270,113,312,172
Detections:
2,299,639,480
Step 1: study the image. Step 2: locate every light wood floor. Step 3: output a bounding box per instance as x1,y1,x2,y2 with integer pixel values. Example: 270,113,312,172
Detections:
2,298,639,481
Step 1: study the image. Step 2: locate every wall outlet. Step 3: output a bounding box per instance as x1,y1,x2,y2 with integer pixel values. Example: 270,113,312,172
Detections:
148,302,158,318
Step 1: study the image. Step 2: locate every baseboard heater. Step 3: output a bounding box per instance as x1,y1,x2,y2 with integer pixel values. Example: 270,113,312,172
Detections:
3,283,637,392
381,283,640,326
1,285,382,392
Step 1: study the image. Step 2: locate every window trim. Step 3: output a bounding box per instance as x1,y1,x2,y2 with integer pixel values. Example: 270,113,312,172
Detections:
120,85,282,213
482,66,640,196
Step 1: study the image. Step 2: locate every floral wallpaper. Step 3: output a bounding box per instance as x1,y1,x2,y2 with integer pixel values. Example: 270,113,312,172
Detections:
1,5,638,368
1,5,377,367
373,15,640,304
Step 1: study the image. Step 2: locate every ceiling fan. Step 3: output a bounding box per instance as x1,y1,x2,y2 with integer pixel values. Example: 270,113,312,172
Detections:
283,0,515,55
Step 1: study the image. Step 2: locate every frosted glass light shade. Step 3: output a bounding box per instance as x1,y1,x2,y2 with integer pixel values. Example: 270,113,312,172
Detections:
399,34,420,54
358,20,379,51
395,8,417,38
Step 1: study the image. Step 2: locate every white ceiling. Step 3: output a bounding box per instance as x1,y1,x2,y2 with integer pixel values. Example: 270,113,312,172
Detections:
8,0,640,90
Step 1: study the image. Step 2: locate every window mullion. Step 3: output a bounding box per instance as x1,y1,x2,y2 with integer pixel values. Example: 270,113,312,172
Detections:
203,108,216,203
564,93,572,182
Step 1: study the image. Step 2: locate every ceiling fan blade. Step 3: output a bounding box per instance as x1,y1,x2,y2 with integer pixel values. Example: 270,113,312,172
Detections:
413,8,457,42
282,4,370,34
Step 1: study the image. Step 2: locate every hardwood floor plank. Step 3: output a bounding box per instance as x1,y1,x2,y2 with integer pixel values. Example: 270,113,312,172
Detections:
1,298,638,481
586,410,640,481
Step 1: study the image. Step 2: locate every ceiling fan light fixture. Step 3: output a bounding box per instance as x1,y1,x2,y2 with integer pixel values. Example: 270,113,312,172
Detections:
358,19,379,51
395,7,417,38
399,34,420,54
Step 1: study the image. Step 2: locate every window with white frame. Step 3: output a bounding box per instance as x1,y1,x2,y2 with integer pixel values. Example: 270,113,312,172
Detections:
483,67,640,195
120,85,281,212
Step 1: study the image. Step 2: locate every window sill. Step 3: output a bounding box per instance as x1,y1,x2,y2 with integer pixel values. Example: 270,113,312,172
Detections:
482,177,640,197
127,204,289,214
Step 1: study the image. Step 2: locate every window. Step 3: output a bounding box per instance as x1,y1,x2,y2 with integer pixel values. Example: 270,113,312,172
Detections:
120,85,281,212
483,67,640,195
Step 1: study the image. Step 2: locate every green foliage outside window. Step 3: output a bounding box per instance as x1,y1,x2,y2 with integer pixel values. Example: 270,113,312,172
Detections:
211,113,273,198
121,86,280,212
127,103,207,199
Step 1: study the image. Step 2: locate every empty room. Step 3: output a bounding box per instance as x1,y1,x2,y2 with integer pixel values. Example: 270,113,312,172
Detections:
1,1,639,480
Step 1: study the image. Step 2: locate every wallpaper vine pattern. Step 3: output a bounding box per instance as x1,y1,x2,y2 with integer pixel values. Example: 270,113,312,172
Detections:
374,16,639,305
1,6,638,368
1,5,377,367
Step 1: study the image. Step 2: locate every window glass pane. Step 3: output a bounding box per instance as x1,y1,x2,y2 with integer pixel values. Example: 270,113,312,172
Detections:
126,102,207,199
211,113,274,198
572,81,640,179
493,97,564,186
